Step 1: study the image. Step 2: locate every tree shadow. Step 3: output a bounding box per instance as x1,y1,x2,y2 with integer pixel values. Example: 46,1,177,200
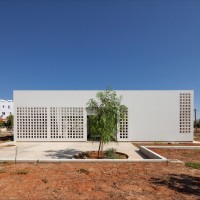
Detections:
150,174,200,197
45,149,82,159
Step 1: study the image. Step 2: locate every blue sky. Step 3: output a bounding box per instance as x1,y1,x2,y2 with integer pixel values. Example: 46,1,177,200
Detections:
0,0,200,114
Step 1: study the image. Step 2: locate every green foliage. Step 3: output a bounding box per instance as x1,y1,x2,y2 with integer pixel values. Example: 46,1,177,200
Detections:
0,121,5,128
185,162,200,170
194,119,200,128
6,115,13,128
87,88,127,156
104,148,119,159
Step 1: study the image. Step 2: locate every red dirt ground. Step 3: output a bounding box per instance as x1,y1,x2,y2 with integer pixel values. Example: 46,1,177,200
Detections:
133,142,200,147
149,148,200,163
0,161,199,200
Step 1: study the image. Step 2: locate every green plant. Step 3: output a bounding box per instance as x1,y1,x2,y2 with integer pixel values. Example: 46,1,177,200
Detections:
6,115,13,128
185,162,200,170
0,121,5,128
87,88,127,157
163,175,170,185
104,148,119,159
15,169,29,174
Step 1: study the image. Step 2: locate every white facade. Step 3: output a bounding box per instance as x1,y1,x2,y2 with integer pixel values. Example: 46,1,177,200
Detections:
14,90,194,142
0,99,13,119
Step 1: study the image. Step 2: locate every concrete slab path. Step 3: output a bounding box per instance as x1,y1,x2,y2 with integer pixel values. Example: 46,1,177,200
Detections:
0,142,143,161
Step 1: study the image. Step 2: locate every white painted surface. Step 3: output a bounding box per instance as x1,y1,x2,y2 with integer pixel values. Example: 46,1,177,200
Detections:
13,90,194,142
0,99,13,119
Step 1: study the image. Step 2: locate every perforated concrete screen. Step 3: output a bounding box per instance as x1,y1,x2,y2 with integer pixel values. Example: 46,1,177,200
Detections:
16,107,47,139
180,93,191,134
119,109,128,139
50,107,84,139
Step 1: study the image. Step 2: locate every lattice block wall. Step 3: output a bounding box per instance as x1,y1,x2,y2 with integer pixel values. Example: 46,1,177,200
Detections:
119,109,128,139
16,107,47,139
50,107,84,139
180,93,191,133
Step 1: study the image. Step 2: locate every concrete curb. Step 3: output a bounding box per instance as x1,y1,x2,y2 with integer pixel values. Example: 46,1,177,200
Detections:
139,146,167,160
140,145,200,164
0,158,168,163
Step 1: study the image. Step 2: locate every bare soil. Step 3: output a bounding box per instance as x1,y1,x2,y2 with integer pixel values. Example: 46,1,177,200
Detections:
149,148,200,163
133,142,200,147
0,159,199,200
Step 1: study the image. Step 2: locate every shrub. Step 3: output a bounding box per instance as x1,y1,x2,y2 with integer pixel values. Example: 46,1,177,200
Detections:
185,162,200,170
104,148,119,159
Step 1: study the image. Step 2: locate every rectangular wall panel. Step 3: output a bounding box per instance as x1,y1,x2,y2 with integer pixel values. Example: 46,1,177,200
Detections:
50,107,84,139
16,107,47,140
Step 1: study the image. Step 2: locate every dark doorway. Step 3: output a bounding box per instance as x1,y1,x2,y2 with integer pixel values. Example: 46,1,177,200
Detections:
87,115,100,141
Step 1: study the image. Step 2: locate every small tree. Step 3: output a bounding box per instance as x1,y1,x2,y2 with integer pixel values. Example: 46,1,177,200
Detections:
87,88,127,157
6,115,14,128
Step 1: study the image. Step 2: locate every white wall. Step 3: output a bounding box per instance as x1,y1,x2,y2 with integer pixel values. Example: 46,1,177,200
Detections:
14,90,194,142
0,99,13,119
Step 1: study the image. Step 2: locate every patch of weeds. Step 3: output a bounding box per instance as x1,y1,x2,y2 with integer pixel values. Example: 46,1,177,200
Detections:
163,175,170,185
185,162,200,170
42,178,48,183
78,168,89,175
0,167,6,173
182,153,191,157
3,161,14,165
104,148,120,159
15,169,29,174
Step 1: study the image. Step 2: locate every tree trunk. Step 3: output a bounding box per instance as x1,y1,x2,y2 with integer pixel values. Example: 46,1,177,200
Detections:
98,140,104,158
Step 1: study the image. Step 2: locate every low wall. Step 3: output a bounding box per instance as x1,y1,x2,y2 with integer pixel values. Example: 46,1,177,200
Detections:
139,146,167,160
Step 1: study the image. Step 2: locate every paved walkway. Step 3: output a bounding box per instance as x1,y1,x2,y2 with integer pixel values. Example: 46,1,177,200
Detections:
0,142,143,161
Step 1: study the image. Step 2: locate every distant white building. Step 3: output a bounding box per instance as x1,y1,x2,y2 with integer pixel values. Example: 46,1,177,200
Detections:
14,90,194,142
0,99,13,119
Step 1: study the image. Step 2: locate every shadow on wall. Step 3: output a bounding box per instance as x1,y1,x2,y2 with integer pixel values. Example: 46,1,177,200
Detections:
45,149,82,159
150,174,200,197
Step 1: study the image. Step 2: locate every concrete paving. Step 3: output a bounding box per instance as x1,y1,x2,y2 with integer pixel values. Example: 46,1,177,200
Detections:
0,142,144,161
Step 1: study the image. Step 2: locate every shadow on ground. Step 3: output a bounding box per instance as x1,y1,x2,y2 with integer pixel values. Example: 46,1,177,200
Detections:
150,174,200,197
45,149,82,159
0,135,13,141
135,150,149,159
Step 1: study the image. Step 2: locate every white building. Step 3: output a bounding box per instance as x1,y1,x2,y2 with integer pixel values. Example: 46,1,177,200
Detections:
0,99,13,119
14,90,194,142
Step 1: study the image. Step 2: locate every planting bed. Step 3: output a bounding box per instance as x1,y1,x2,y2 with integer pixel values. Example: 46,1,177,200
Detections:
74,151,129,159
